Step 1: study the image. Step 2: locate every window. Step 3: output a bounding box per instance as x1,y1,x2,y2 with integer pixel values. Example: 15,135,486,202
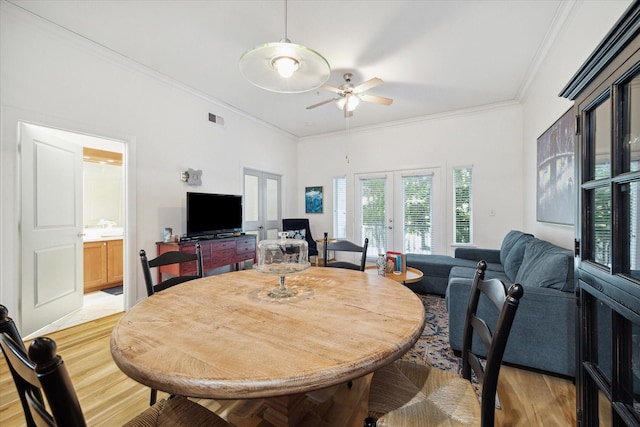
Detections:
333,176,346,239
453,167,473,244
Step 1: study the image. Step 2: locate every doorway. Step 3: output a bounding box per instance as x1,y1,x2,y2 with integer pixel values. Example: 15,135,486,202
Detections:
20,123,127,337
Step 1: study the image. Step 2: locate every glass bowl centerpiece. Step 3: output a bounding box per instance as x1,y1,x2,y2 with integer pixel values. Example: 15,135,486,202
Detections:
254,232,310,298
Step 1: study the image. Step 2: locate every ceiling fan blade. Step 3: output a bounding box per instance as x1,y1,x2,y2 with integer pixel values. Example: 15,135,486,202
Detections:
353,77,383,93
306,97,339,110
320,84,343,94
360,94,394,106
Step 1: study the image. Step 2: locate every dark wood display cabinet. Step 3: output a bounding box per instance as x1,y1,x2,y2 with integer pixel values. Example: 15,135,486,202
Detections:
561,2,640,425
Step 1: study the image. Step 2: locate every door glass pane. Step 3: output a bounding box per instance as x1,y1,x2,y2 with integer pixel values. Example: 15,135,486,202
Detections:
591,186,612,267
598,389,612,426
403,174,433,254
625,75,640,173
627,182,640,280
266,178,278,221
596,300,612,385
244,175,259,222
361,177,387,256
631,324,640,419
591,100,611,180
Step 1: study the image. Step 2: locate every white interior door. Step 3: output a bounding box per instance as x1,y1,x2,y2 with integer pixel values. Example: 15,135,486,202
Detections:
20,123,83,335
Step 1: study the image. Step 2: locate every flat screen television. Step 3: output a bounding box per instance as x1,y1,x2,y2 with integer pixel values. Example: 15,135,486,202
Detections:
186,192,243,238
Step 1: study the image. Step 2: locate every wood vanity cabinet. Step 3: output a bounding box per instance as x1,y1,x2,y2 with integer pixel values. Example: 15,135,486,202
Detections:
83,239,123,293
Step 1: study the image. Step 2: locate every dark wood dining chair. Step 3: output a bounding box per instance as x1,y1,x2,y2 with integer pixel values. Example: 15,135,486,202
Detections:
365,260,524,427
140,242,203,297
1,304,44,427
323,233,369,271
139,242,203,405
0,306,231,427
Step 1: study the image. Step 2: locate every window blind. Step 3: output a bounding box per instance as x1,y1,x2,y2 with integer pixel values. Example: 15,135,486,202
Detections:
402,174,433,254
453,167,473,244
333,177,347,239
360,177,387,255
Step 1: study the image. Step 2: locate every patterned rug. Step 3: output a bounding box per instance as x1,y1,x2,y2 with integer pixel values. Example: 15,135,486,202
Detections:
402,294,461,374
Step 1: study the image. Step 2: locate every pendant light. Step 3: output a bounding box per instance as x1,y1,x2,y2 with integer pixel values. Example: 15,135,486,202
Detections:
239,0,330,93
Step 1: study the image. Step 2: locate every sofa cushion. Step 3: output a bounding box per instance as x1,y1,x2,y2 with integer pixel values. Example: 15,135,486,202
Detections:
501,233,534,282
514,239,574,292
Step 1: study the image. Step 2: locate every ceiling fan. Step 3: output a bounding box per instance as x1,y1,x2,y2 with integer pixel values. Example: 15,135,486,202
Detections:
306,73,393,118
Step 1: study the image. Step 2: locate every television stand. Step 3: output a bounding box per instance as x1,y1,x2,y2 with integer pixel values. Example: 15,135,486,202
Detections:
156,235,256,281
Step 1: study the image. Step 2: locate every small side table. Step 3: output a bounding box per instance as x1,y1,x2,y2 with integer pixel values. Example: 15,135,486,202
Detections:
365,266,424,285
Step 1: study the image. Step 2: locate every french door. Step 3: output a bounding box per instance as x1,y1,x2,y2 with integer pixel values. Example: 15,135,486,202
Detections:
355,169,441,258
243,168,281,242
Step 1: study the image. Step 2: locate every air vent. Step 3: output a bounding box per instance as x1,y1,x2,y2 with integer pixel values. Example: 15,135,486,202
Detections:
208,113,224,126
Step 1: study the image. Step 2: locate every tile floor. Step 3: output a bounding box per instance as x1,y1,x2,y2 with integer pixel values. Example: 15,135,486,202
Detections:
24,290,124,340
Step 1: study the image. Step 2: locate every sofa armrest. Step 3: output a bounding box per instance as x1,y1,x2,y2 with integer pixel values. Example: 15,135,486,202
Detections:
454,247,501,264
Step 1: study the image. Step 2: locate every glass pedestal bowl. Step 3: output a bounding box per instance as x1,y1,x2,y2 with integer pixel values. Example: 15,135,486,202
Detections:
254,232,310,298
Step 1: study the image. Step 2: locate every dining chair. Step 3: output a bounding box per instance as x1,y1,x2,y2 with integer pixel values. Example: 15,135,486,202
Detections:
365,260,524,427
323,233,369,271
139,242,203,405
282,218,319,259
1,305,44,427
0,310,232,427
140,242,203,297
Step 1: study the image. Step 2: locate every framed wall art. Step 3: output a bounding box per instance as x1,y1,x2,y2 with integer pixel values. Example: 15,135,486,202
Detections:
536,108,575,225
305,186,323,213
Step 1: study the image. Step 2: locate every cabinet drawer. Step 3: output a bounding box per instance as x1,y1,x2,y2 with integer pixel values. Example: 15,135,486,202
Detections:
211,249,236,268
211,240,236,251
236,243,256,260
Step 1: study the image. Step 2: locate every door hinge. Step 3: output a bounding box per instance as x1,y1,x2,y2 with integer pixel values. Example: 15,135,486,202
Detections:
574,239,580,257
575,114,580,135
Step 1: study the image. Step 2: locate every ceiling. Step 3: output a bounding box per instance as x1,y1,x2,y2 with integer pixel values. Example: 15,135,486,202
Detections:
11,0,581,138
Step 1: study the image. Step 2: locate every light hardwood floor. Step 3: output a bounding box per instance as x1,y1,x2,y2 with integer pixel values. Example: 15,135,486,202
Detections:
0,313,576,426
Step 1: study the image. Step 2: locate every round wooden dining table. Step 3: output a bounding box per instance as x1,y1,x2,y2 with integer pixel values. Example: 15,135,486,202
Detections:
110,267,425,426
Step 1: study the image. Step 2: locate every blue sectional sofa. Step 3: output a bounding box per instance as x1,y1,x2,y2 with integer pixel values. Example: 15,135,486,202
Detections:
407,230,576,377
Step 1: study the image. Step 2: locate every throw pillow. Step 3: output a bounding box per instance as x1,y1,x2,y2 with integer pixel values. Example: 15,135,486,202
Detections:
287,229,306,240
502,233,533,282
500,230,533,266
515,239,572,291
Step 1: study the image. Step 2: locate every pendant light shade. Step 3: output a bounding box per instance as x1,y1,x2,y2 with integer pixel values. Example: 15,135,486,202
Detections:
239,1,330,93
240,41,330,93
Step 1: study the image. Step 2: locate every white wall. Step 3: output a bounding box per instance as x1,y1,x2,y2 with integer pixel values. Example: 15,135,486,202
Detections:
298,103,524,254
521,0,633,247
0,2,297,322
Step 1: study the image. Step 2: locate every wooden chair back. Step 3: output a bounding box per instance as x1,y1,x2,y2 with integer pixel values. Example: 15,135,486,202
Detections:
1,305,44,427
323,233,369,271
139,242,203,296
461,260,524,426
0,332,87,427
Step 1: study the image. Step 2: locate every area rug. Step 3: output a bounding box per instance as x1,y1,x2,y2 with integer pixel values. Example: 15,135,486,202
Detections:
101,285,123,296
402,294,460,374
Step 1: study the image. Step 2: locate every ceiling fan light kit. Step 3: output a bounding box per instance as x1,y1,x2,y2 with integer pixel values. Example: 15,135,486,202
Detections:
307,72,394,117
239,0,330,93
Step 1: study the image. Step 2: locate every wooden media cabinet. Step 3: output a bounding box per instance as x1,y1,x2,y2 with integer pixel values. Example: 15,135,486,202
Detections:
156,234,256,281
